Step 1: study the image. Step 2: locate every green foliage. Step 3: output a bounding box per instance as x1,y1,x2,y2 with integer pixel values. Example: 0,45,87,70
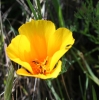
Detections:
74,0,99,44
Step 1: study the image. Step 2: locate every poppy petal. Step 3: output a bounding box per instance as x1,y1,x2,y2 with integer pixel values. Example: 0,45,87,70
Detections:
47,28,75,56
18,20,55,61
6,35,34,73
47,28,74,70
16,60,61,79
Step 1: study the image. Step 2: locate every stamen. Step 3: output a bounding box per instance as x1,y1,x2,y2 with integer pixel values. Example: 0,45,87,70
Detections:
32,60,39,65
32,58,48,74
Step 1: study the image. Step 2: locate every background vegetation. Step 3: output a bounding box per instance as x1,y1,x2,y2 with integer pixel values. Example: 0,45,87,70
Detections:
0,0,99,100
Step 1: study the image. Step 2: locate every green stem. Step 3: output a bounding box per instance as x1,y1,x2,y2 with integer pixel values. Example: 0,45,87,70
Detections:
52,0,65,27
46,80,61,100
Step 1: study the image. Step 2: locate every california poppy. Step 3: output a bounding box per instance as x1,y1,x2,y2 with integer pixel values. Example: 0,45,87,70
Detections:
6,20,75,79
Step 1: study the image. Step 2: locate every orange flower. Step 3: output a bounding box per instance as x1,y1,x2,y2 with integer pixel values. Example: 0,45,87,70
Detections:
6,20,75,79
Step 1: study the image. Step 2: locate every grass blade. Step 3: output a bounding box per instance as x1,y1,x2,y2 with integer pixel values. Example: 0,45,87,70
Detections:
46,80,61,100
52,0,65,27
92,85,97,100
26,0,38,19
4,66,14,100
36,0,42,19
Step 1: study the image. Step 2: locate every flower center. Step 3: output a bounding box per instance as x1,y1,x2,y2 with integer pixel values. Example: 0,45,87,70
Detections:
32,57,49,74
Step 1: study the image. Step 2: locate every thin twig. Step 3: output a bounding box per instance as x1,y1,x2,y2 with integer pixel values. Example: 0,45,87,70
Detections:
32,78,38,100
